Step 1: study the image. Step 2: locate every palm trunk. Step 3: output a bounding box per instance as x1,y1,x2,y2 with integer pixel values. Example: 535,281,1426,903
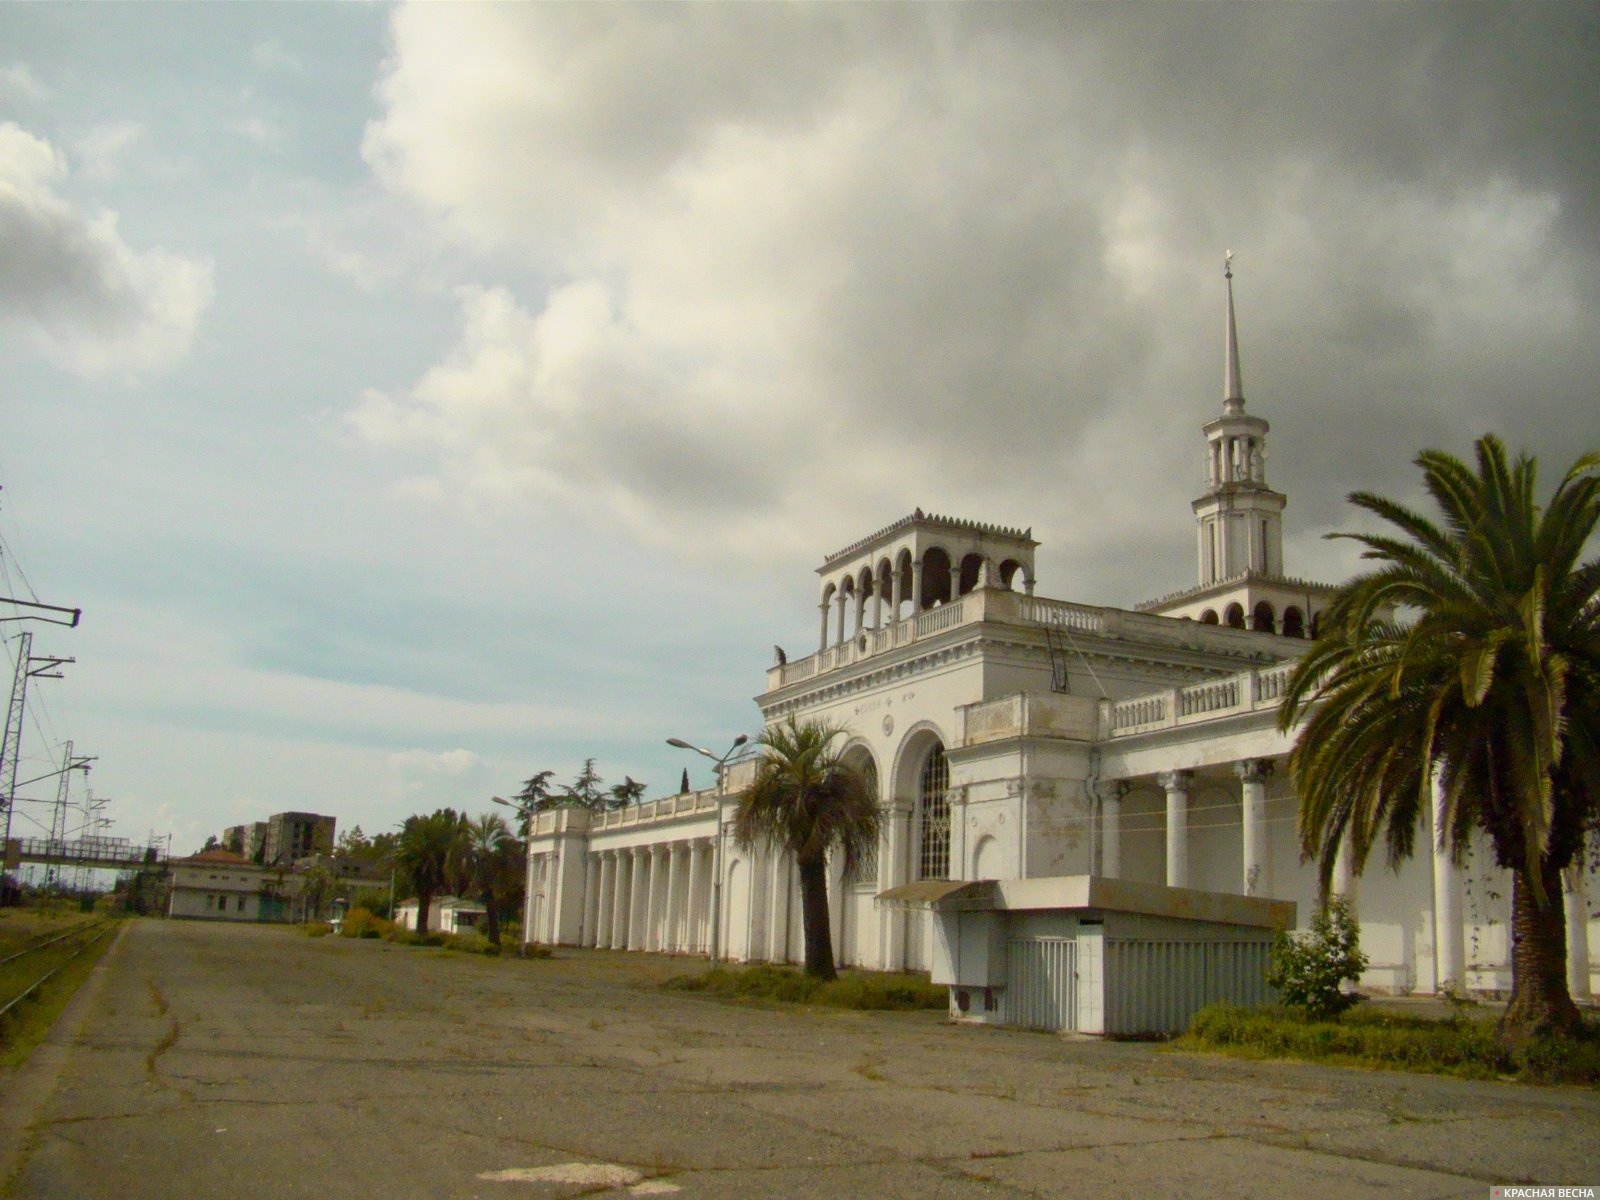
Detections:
416,888,433,938
482,886,501,946
798,854,836,981
1500,856,1583,1043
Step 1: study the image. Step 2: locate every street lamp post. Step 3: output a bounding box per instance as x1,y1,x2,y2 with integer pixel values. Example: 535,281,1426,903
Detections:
666,734,747,963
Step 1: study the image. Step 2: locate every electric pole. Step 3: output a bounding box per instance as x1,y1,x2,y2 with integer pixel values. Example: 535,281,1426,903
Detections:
1,631,75,895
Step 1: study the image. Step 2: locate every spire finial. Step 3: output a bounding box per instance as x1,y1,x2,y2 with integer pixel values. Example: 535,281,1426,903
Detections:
1223,251,1244,413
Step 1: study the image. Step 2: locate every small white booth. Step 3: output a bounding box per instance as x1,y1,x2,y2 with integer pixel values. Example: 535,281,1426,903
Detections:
881,876,1294,1036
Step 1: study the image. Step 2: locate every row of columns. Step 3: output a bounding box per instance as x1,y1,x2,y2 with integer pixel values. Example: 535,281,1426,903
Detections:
1119,763,1275,896
820,563,919,651
584,839,717,955
1102,761,1592,1001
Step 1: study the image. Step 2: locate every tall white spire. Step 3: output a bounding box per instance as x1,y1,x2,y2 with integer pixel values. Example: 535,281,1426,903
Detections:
1224,251,1244,414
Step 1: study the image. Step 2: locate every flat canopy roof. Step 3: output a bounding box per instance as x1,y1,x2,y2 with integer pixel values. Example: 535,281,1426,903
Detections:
876,875,1294,931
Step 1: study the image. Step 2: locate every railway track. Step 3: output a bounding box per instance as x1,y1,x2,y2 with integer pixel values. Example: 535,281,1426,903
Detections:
0,919,118,1024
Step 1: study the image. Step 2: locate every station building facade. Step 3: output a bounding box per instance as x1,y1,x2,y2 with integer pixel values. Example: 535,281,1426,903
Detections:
522,271,1597,1008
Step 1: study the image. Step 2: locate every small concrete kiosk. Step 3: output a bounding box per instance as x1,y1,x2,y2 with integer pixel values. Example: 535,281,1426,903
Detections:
880,876,1294,1036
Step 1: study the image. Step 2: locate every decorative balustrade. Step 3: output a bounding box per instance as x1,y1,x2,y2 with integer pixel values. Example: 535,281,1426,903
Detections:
1109,660,1304,736
1111,694,1167,729
769,585,1310,716
1179,677,1239,717
1254,660,1296,702
1018,596,1107,633
773,597,976,688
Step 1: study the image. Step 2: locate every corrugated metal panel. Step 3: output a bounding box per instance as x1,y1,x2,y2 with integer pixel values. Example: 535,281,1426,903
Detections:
1102,939,1273,1035
1001,937,1076,1031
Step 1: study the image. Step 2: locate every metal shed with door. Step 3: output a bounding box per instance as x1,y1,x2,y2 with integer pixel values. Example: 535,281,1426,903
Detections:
879,876,1294,1036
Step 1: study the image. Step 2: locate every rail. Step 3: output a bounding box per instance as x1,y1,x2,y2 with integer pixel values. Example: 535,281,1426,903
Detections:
0,919,117,1022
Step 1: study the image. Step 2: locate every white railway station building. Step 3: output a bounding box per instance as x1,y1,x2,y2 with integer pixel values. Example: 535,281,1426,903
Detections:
523,270,1597,1025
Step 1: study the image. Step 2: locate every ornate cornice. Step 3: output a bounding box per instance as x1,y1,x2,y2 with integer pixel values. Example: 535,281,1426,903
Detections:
821,509,1036,569
1137,569,1338,612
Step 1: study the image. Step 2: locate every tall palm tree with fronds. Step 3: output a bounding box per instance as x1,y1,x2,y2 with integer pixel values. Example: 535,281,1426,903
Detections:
735,716,880,981
463,812,524,947
1279,434,1600,1042
395,808,467,936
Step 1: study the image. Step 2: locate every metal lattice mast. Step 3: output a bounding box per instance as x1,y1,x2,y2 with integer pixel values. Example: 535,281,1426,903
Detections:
1,631,33,855
51,740,74,846
46,739,75,887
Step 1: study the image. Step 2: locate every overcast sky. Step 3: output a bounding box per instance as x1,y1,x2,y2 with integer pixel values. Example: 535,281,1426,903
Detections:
2,3,1596,857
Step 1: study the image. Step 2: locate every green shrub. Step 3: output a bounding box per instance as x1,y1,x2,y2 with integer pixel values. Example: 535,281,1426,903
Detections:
338,907,393,940
662,965,944,1010
1266,895,1367,1019
1514,1027,1600,1085
299,922,332,938
350,887,391,920
445,930,490,954
1175,1002,1600,1083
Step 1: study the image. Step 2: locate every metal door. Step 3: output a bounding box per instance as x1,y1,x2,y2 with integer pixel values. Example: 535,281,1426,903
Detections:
1002,937,1077,1031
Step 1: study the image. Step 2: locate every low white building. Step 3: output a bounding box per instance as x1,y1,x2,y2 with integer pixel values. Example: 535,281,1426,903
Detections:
167,849,293,922
523,268,1597,1029
394,896,487,935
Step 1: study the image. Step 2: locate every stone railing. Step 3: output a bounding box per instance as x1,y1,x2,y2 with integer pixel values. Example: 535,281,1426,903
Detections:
1016,595,1107,632
765,585,1304,695
530,790,722,837
1109,660,1301,737
769,598,970,689
593,790,721,830
1179,677,1239,717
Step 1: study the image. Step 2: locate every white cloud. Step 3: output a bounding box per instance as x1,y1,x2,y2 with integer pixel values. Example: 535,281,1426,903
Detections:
0,63,46,102
387,747,488,799
72,120,146,183
235,114,286,150
0,121,214,377
250,38,303,76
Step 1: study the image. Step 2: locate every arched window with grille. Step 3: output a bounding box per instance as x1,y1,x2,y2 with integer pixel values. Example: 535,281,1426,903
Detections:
849,756,880,886
917,744,950,880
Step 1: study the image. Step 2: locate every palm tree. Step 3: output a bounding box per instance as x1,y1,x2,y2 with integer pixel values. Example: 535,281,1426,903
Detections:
463,812,525,946
734,716,880,981
1279,434,1600,1042
395,808,467,936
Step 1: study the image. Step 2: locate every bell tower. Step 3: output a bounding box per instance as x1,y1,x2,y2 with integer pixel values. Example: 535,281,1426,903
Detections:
1192,254,1285,585
1140,254,1333,637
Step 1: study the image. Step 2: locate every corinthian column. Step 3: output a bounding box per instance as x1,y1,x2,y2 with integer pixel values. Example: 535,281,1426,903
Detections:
1237,759,1271,897
1158,770,1193,889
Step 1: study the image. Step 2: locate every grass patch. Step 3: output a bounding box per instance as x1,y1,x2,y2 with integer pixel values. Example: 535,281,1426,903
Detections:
0,908,97,957
1178,1003,1600,1086
661,964,945,1011
0,918,121,1068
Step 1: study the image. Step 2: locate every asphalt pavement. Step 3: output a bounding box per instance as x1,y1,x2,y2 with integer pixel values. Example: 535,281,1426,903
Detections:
2,920,1596,1199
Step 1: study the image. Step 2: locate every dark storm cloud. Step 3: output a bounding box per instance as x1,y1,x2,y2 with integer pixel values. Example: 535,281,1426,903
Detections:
358,3,1600,587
